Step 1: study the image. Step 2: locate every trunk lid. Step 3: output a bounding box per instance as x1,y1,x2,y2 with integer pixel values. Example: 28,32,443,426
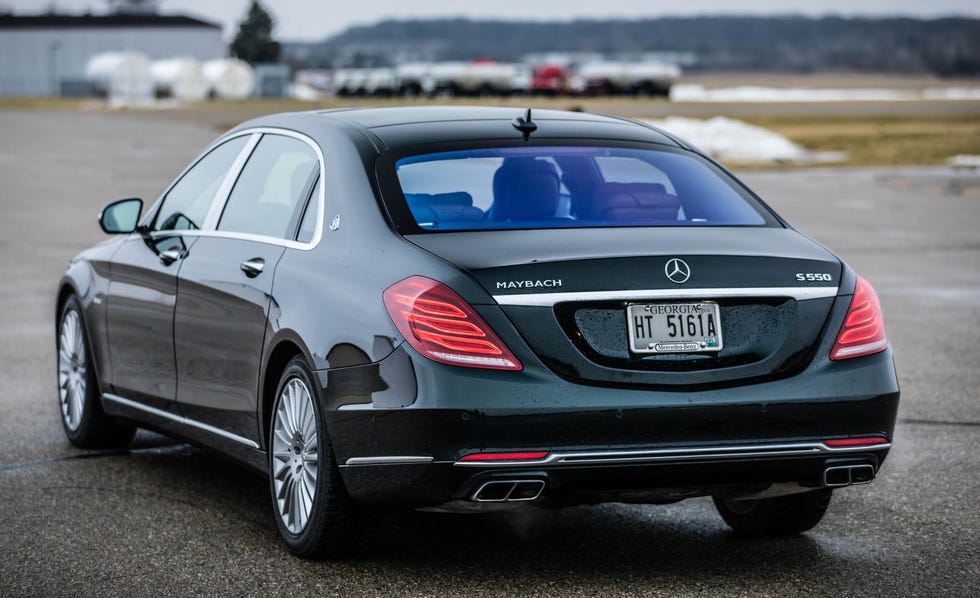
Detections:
406,227,842,388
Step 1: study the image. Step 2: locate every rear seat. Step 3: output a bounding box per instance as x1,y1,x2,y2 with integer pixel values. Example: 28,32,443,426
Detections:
587,182,681,222
405,192,484,226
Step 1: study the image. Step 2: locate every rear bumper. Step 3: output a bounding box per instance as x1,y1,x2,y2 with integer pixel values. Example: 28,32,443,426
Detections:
340,448,889,510
323,345,900,510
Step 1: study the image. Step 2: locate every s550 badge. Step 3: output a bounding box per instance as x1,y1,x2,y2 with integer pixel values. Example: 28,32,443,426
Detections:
796,273,833,282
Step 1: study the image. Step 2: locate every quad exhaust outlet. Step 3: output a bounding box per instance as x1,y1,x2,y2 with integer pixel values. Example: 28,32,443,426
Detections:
823,464,876,487
472,479,546,502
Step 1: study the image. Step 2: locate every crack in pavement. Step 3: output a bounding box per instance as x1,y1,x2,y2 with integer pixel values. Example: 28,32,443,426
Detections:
0,443,194,472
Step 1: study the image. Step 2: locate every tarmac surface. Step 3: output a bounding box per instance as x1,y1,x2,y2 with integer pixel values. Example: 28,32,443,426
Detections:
0,109,978,596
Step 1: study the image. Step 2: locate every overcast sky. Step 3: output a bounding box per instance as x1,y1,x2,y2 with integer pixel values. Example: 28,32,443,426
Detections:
4,0,979,41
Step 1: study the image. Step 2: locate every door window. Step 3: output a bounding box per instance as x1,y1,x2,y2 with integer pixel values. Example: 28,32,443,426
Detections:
218,135,319,239
154,136,248,231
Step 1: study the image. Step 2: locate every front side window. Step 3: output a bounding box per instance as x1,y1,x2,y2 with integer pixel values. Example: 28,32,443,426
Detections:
218,134,319,239
391,146,774,232
154,136,248,231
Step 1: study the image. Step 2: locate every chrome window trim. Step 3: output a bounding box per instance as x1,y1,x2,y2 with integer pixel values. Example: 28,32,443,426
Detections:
142,127,327,252
102,393,260,449
452,441,890,468
492,286,839,307
201,133,261,230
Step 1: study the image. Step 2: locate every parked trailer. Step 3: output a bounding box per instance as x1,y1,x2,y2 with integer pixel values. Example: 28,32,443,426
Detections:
85,51,154,104
576,60,681,96
332,68,398,97
202,59,256,100
151,58,208,101
427,60,524,96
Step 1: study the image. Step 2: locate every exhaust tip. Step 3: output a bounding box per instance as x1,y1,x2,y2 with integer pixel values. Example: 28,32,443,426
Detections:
472,480,545,502
823,464,876,487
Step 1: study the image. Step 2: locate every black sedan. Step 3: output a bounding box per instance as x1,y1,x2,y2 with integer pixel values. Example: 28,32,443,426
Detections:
56,107,899,557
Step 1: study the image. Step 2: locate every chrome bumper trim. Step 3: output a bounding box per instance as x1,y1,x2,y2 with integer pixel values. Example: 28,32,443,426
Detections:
344,456,435,466
453,441,891,468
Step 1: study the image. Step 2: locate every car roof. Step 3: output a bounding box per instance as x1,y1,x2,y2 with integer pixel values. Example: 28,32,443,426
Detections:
236,106,686,153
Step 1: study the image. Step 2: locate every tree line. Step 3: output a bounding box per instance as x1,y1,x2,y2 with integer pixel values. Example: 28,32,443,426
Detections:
283,16,980,75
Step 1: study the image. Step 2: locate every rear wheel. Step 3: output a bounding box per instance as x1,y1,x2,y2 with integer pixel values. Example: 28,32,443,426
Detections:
269,357,372,557
57,296,135,448
712,489,833,536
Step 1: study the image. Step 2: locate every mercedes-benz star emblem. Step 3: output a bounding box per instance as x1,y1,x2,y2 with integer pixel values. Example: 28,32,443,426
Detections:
664,258,691,284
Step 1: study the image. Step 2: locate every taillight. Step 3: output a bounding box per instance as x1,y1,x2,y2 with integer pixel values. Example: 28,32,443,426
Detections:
830,276,888,361
383,276,523,371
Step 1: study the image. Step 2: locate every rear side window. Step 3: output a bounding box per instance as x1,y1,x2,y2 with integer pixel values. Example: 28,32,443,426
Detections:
218,134,319,239
392,146,773,231
154,136,248,231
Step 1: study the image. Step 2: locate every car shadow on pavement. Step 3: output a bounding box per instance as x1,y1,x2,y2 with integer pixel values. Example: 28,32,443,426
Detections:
106,442,857,588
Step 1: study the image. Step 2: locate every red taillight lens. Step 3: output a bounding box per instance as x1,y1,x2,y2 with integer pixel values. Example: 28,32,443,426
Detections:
823,436,890,448
458,451,549,462
830,276,888,361
383,276,523,371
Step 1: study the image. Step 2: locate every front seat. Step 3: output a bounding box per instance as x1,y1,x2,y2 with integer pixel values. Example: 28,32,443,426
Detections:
487,157,561,222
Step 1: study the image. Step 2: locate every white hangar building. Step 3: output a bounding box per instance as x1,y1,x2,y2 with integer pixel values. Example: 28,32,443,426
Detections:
0,12,224,96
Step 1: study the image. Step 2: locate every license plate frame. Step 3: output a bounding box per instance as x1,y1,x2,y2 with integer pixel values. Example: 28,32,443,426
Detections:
626,302,724,354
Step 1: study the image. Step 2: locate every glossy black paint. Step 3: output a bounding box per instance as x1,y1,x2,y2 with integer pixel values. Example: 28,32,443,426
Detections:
174,237,285,440
57,107,899,513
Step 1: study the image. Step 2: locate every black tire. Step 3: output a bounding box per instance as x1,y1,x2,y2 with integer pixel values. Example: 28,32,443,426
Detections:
56,296,135,449
268,356,375,558
712,489,833,536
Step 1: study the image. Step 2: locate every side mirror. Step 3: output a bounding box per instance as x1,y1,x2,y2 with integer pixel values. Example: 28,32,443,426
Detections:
99,198,143,234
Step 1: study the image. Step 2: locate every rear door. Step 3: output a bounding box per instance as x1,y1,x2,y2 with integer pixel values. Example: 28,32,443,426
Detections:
105,135,249,411
174,132,320,443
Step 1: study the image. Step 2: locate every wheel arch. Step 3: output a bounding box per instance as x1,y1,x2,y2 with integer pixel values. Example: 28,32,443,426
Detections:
55,277,109,407
259,333,316,450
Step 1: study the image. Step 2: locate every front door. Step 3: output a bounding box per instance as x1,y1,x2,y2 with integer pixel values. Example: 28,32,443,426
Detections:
105,234,191,411
104,134,250,411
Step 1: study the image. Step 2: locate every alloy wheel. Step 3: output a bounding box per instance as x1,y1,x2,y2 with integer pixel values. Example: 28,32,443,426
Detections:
58,309,87,432
272,377,319,534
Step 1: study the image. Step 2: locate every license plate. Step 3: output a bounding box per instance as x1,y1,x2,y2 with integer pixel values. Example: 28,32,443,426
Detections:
626,302,723,354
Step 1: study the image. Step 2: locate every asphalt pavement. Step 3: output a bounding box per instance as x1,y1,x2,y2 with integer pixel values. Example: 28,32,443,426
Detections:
0,109,977,596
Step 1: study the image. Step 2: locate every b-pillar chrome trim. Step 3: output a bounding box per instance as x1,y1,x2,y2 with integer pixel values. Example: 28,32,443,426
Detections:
102,393,260,449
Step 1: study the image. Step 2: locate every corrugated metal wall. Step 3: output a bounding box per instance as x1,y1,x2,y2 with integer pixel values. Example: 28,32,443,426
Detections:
0,27,225,96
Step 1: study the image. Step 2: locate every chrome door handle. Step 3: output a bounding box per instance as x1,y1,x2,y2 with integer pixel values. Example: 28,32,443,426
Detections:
240,257,265,278
159,247,181,265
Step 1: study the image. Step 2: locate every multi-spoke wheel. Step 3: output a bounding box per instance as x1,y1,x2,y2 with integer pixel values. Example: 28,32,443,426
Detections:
272,377,319,534
56,296,135,448
268,356,372,557
58,308,87,432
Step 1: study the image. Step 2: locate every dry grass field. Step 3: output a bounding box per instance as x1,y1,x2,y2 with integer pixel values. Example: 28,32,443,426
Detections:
2,73,978,168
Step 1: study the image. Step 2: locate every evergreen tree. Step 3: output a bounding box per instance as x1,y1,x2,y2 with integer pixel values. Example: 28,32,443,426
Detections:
231,0,281,64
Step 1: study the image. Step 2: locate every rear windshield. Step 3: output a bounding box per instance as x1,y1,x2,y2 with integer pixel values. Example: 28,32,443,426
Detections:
392,146,775,232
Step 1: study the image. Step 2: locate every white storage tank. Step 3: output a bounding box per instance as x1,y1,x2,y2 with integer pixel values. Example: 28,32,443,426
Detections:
85,51,154,104
202,58,256,99
151,58,208,101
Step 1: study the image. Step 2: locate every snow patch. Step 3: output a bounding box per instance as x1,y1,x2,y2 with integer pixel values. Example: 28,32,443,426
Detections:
670,84,980,103
644,116,845,164
948,155,980,169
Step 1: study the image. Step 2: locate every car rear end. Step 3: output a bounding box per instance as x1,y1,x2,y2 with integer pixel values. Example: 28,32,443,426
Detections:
327,122,899,513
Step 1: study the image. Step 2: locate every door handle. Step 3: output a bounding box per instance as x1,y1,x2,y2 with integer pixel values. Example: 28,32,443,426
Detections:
240,257,265,278
159,247,181,265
